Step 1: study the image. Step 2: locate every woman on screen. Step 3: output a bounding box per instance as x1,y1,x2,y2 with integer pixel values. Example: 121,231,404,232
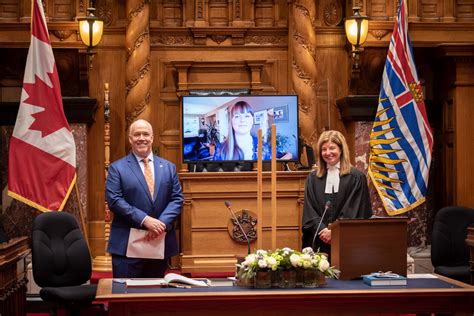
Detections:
301,130,372,257
213,101,271,161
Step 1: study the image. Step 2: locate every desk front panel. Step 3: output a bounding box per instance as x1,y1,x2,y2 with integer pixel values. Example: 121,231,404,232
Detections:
97,276,474,316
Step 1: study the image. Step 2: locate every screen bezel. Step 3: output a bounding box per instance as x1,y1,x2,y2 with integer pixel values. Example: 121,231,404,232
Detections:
181,95,299,164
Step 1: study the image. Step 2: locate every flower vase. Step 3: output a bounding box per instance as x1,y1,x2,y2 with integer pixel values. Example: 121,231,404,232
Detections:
271,270,280,288
295,268,305,287
255,270,272,289
302,269,319,288
235,276,254,288
278,270,296,288
317,271,327,286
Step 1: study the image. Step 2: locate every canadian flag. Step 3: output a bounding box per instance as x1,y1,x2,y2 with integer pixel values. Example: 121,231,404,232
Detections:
8,0,76,212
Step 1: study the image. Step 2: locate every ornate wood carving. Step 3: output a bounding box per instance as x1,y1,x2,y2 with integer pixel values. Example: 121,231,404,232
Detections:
323,0,343,26
96,0,113,26
290,1,319,146
52,29,74,41
78,0,85,13
125,0,151,131
190,27,248,45
227,209,257,243
92,83,113,272
210,35,228,44
349,47,387,95
369,29,389,40
151,33,194,46
0,237,29,316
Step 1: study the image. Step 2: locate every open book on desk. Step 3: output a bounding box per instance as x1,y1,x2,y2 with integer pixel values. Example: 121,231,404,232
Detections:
126,273,210,288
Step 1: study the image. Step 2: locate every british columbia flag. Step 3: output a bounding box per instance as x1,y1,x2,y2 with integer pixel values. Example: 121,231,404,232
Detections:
368,0,433,215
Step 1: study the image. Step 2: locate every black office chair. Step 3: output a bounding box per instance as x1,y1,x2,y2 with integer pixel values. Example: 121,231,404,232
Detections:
32,211,97,316
431,206,474,284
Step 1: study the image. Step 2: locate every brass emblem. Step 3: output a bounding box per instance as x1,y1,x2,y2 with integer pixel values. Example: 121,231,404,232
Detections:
227,209,257,244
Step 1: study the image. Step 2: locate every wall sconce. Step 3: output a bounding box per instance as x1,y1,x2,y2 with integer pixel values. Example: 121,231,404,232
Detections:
344,6,369,73
78,4,104,70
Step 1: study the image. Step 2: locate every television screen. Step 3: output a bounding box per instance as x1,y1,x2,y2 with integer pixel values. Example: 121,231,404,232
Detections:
182,95,299,163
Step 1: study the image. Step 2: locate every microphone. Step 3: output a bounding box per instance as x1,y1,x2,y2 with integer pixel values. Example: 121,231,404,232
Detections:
311,201,332,251
224,201,251,255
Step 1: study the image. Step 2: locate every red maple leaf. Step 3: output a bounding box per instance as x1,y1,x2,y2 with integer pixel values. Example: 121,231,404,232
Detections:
23,69,68,138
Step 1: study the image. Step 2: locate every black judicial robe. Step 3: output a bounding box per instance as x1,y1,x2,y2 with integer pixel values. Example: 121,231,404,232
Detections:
302,167,372,254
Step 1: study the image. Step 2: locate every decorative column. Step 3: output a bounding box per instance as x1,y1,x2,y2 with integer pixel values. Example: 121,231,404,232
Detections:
92,83,113,272
289,1,319,147
125,0,151,136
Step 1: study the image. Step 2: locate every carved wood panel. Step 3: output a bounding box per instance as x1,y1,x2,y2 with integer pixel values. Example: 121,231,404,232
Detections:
457,0,474,21
50,0,75,21
0,0,20,20
366,0,395,21
420,0,443,20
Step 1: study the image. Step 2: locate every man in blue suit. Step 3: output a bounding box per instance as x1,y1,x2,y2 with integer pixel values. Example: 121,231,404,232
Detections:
106,119,183,278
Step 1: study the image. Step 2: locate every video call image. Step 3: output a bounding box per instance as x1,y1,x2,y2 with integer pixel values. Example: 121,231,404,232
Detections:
182,95,299,163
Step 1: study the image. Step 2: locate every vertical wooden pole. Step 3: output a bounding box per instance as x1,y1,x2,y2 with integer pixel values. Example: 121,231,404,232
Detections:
271,124,277,249
257,128,263,250
92,82,113,271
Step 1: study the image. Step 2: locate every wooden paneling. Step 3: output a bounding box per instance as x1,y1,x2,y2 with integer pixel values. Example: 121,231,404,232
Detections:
0,237,29,316
86,50,126,258
50,0,75,21
179,171,308,272
420,0,444,21
0,0,20,20
366,0,395,21
454,60,474,207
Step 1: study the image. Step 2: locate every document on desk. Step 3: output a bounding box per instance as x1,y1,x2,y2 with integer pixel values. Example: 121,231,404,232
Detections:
126,228,166,259
407,274,438,279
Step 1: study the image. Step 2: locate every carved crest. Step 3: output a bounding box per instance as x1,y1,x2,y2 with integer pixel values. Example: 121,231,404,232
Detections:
227,209,257,244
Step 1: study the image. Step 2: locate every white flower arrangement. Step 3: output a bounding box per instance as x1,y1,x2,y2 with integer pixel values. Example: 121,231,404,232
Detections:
236,247,340,281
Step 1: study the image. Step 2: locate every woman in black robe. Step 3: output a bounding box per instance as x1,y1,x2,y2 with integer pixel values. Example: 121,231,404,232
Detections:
302,130,372,257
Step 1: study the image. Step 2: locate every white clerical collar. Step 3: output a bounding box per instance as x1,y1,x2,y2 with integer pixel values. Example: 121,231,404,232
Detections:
325,162,340,194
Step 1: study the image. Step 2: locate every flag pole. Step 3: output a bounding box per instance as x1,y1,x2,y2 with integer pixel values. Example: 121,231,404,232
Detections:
257,128,263,250
74,181,90,251
271,124,277,250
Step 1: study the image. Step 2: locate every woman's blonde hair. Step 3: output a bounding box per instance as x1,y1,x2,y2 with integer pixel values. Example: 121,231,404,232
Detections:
315,130,352,178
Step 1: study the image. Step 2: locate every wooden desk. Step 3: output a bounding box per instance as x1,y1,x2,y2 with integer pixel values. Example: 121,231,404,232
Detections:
0,237,30,316
467,227,474,285
96,276,474,316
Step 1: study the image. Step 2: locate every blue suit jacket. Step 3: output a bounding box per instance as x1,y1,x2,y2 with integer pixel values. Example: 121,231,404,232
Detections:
106,153,183,258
